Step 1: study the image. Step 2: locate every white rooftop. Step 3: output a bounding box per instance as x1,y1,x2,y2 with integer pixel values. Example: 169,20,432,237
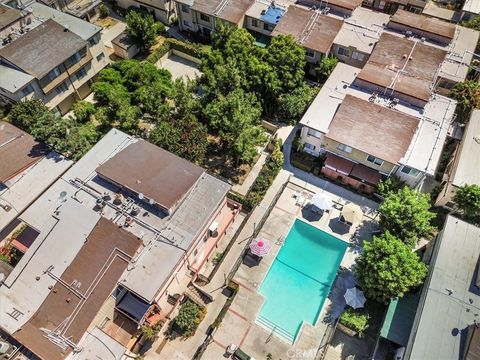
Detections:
0,151,72,233
405,216,480,359
0,201,100,334
29,2,101,40
438,25,480,85
0,64,34,93
463,0,480,15
300,63,456,174
333,7,390,54
451,109,480,187
68,327,126,360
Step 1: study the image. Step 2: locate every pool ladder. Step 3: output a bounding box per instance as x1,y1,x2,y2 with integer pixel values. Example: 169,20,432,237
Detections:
275,235,285,246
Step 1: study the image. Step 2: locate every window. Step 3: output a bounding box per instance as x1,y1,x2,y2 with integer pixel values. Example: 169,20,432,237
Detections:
337,47,350,57
75,67,88,80
183,20,190,27
20,84,34,97
181,4,189,13
55,81,69,95
47,67,61,81
88,35,99,46
336,143,352,153
252,19,258,27
264,23,274,31
200,13,210,22
351,51,365,62
401,166,420,177
307,128,322,138
366,155,383,166
304,143,316,150
96,52,105,62
68,51,82,65
306,49,315,58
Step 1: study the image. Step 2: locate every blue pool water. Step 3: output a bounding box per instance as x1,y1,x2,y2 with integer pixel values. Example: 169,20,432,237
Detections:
257,219,348,343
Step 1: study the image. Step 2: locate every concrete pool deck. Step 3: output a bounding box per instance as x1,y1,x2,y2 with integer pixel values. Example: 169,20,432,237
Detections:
206,178,379,359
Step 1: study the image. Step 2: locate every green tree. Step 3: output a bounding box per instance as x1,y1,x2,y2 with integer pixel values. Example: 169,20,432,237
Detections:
9,99,52,132
453,184,480,223
174,300,203,337
379,187,435,247
234,125,268,163
126,10,158,52
449,80,480,122
99,3,109,18
355,231,428,304
315,55,339,82
277,84,318,124
72,101,96,123
462,17,480,31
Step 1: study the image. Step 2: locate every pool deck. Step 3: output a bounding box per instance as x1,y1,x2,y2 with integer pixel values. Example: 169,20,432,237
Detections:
204,178,379,359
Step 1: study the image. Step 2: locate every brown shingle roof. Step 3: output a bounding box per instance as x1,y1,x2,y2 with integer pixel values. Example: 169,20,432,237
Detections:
13,218,140,360
0,122,48,184
326,95,419,164
96,140,205,213
325,0,362,11
389,9,456,40
272,6,343,54
192,0,254,24
356,33,447,101
0,19,86,79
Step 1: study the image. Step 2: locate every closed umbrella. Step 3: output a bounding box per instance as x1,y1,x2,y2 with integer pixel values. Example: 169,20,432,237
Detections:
344,287,366,309
340,203,363,225
249,238,271,257
311,193,332,211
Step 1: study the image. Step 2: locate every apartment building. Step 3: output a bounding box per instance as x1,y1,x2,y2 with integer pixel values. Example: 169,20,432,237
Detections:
271,5,343,63
362,0,427,14
0,129,239,359
36,0,102,21
0,2,109,115
176,0,254,38
116,0,176,24
435,109,480,208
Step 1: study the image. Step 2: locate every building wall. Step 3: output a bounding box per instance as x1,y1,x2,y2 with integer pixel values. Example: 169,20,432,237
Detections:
244,16,274,36
363,0,426,13
331,44,370,68
176,2,196,31
300,125,324,156
323,136,396,175
116,0,176,24
0,12,34,39
393,165,425,187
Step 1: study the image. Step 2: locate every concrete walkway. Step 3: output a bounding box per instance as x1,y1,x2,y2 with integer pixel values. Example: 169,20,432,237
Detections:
231,151,269,196
101,21,126,49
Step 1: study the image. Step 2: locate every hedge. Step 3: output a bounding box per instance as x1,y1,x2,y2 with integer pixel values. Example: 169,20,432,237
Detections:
145,38,203,64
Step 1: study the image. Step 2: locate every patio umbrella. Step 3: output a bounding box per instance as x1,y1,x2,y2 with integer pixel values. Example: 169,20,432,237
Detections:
311,193,332,211
249,238,271,257
341,203,363,225
344,287,366,309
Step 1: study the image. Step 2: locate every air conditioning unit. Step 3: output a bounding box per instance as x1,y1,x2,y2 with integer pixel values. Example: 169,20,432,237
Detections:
209,221,218,237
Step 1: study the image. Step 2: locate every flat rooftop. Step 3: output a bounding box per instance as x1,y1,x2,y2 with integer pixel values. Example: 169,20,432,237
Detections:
0,19,86,79
325,95,419,164
0,64,34,93
389,9,456,40
0,4,22,30
463,0,480,15
96,139,204,213
450,109,480,187
272,6,343,54
13,217,140,360
192,0,254,24
17,129,230,304
356,33,447,102
405,216,480,359
300,63,456,175
0,122,48,184
333,7,390,54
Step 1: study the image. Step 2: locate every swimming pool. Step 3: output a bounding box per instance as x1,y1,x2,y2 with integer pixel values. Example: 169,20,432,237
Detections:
257,219,348,343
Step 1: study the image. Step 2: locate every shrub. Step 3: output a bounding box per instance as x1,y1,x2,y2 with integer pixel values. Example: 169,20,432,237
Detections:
339,308,369,334
99,4,109,18
72,101,96,123
174,300,205,338
376,176,406,197
145,42,170,63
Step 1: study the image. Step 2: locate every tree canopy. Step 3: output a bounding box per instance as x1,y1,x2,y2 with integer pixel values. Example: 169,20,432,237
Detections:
125,10,164,52
453,184,480,224
449,80,480,123
355,231,428,304
379,187,435,247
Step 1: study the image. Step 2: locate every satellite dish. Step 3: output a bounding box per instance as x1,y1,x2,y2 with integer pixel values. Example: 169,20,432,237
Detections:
138,193,144,200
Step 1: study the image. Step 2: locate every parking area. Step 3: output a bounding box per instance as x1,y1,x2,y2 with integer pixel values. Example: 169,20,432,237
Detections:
156,53,201,80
